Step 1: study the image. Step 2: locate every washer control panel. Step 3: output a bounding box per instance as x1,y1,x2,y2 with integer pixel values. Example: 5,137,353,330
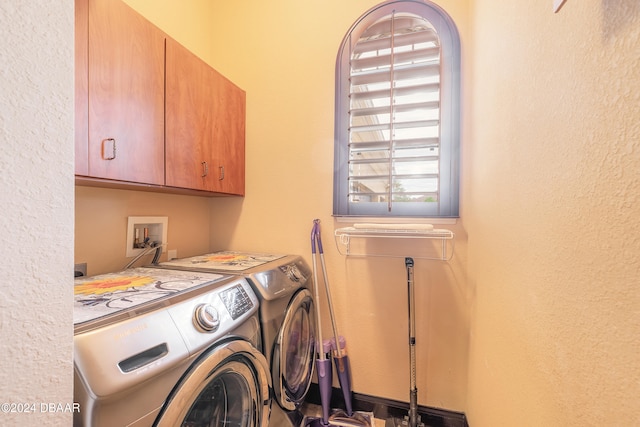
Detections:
167,277,259,353
219,284,254,319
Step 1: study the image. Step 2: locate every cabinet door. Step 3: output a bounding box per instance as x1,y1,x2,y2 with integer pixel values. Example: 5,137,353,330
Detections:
165,38,214,191
75,0,89,176
87,0,165,185
166,38,245,195
211,72,246,196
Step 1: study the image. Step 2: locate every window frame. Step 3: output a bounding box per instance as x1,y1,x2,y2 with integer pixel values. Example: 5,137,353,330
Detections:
333,0,461,218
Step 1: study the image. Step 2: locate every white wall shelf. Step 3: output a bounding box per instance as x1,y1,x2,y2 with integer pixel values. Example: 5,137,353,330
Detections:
334,226,455,260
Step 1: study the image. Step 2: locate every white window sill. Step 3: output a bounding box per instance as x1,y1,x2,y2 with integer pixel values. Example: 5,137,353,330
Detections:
333,216,458,225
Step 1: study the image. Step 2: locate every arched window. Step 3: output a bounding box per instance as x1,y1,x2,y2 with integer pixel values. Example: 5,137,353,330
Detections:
333,0,461,217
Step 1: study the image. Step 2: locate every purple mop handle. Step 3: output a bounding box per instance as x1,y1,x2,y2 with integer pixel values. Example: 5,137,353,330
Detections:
311,219,325,254
315,222,324,254
311,220,319,254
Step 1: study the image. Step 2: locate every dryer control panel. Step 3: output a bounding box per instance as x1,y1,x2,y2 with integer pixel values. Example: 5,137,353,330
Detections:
249,256,311,300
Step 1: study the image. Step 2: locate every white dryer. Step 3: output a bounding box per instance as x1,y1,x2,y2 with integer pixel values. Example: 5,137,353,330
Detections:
73,267,271,427
155,252,316,426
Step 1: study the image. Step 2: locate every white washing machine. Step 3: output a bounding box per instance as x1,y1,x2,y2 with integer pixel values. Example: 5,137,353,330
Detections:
154,251,316,427
73,267,271,427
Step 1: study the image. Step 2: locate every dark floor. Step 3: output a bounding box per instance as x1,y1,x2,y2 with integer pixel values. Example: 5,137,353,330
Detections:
303,385,468,427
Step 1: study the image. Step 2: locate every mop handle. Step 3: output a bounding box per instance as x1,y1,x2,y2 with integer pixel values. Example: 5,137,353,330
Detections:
311,221,326,361
406,257,416,386
319,252,343,359
406,257,419,427
314,219,343,359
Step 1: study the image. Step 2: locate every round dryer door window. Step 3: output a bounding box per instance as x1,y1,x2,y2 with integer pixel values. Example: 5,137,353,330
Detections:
272,288,316,410
154,340,271,427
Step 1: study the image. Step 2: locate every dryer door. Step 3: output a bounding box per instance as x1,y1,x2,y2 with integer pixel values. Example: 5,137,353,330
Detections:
154,340,271,427
272,288,316,410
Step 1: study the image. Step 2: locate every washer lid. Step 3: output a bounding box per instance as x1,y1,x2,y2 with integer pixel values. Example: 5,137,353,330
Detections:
154,252,311,301
74,267,228,327
159,251,286,272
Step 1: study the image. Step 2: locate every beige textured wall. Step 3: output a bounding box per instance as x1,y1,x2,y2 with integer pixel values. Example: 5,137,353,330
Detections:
0,1,74,425
75,187,214,275
206,0,472,412
465,0,640,425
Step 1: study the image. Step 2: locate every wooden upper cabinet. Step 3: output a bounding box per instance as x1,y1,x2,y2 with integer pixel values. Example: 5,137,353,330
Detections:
75,0,89,176
76,0,245,195
166,38,246,195
85,0,165,185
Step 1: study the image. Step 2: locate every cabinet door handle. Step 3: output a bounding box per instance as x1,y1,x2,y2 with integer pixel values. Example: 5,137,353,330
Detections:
219,166,225,181
201,161,209,177
102,138,116,160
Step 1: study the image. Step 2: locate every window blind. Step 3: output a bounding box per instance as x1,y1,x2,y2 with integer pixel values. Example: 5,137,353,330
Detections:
334,0,460,218
348,12,441,211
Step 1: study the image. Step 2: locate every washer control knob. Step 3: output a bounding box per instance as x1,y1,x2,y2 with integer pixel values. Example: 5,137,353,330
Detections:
194,304,220,332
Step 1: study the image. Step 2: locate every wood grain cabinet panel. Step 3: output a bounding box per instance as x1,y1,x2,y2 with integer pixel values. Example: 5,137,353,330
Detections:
75,0,89,176
165,38,213,192
84,0,165,185
166,38,245,195
210,69,246,196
